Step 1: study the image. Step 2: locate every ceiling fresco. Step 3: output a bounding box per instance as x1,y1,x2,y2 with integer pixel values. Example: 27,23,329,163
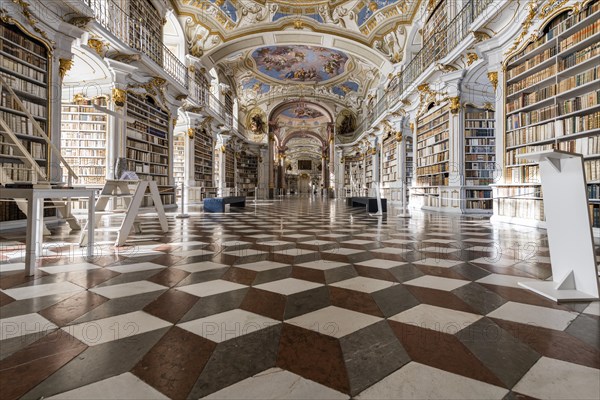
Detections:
332,81,359,97
241,77,271,94
355,0,404,26
280,104,324,120
251,46,349,83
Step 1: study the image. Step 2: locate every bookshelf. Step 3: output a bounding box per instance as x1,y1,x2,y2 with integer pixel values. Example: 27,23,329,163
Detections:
382,135,398,183
343,155,364,195
416,105,450,187
238,151,258,196
60,97,108,187
0,20,52,222
365,151,374,192
173,133,185,200
496,0,600,227
464,105,496,212
125,93,175,207
225,144,234,189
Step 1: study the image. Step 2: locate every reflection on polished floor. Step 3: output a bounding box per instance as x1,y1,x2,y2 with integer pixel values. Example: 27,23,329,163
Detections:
0,197,599,399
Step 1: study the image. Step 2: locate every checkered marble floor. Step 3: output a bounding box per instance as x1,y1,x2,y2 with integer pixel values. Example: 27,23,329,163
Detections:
1,197,599,399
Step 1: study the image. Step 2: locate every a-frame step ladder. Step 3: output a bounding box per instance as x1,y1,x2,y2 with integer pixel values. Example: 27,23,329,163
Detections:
80,180,168,246
0,75,81,232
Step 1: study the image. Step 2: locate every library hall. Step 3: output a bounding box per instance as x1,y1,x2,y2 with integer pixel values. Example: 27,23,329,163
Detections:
1,0,600,399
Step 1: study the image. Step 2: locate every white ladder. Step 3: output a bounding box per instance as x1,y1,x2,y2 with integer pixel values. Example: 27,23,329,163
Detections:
80,180,168,246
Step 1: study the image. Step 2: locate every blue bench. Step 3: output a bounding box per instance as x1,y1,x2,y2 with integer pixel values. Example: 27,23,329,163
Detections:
346,197,387,213
203,196,246,212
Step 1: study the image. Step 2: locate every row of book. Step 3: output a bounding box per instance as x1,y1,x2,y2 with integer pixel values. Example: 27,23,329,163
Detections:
465,138,496,146
418,108,448,128
560,89,600,114
465,121,494,128
506,144,554,165
465,162,496,170
0,135,45,159
1,162,35,181
0,24,47,57
507,104,558,130
558,17,600,52
126,160,168,176
126,148,168,164
558,65,600,93
1,55,46,83
416,153,448,167
62,149,106,158
465,110,495,119
61,123,106,132
466,145,495,154
417,129,449,147
466,200,493,209
506,84,556,114
495,197,545,220
62,140,105,148
0,110,46,136
589,204,600,228
560,41,600,71
416,162,449,174
0,71,47,98
563,110,600,134
73,166,105,176
417,134,448,150
126,129,168,147
587,184,600,200
465,179,495,186
505,165,541,185
507,64,556,96
585,159,600,182
507,46,557,80
61,114,105,122
466,154,495,161
0,42,47,72
506,120,558,147
465,129,494,138
0,91,46,118
416,175,449,186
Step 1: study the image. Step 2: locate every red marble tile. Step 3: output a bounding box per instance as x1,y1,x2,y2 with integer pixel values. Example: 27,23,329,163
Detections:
221,267,257,286
354,265,398,282
0,331,87,400
240,288,286,320
38,291,109,326
64,268,120,289
388,320,506,388
492,318,600,369
147,268,189,288
132,326,216,399
143,290,199,324
0,271,47,290
405,285,479,314
277,323,350,394
414,264,469,280
0,290,15,307
329,287,384,317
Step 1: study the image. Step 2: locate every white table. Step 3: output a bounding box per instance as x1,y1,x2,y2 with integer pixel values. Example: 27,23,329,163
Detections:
0,187,96,275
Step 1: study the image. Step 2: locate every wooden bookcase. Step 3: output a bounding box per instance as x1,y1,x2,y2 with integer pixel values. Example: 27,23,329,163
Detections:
125,93,175,207
173,134,185,186
464,105,496,212
225,144,234,189
416,105,450,187
60,97,108,187
238,151,258,196
0,21,51,221
382,135,398,183
496,0,600,226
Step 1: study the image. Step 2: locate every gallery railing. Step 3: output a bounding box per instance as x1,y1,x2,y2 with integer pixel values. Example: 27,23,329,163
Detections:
351,0,495,138
84,0,188,89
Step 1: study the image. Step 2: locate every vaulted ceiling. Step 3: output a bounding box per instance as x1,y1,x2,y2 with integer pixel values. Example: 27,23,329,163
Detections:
172,0,423,157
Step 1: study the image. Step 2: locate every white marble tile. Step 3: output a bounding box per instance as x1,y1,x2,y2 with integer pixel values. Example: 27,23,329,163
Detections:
512,357,600,400
236,261,289,272
202,367,349,399
0,262,25,272
273,248,316,256
412,258,463,268
90,281,167,299
476,274,537,289
582,301,600,316
487,302,578,331
285,306,381,338
254,278,322,295
222,249,268,258
106,262,165,274
176,280,247,297
174,261,229,273
389,304,481,334
2,281,84,300
354,259,406,269
382,239,415,245
418,246,461,253
341,240,374,245
296,260,349,271
63,311,171,346
470,257,517,268
422,239,458,244
47,372,168,399
178,309,278,343
330,276,396,293
403,275,469,291
1,313,57,340
173,249,215,258
356,362,508,399
39,262,100,274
